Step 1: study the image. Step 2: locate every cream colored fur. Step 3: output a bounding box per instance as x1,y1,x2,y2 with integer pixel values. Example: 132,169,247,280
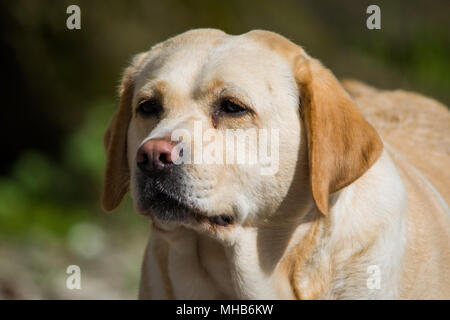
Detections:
102,29,450,299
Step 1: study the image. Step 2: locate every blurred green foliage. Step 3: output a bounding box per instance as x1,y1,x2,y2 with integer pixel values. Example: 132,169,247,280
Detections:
0,102,118,239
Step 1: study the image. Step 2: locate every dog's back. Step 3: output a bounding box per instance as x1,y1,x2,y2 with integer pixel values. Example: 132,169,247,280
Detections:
342,79,450,203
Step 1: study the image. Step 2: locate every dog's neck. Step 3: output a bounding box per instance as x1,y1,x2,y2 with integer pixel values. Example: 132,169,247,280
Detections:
145,150,407,299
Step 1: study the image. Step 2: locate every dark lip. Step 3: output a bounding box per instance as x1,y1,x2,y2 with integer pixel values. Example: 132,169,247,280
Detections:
136,171,234,227
138,188,197,220
138,183,234,227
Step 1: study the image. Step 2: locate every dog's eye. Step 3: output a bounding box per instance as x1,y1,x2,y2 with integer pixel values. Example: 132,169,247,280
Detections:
220,99,248,115
137,99,162,116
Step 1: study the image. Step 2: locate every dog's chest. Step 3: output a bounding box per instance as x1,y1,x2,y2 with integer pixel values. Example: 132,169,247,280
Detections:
195,231,294,299
196,236,237,298
163,231,237,299
167,232,286,299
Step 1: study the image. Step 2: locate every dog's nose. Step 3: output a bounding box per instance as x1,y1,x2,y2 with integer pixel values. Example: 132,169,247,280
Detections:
137,138,178,173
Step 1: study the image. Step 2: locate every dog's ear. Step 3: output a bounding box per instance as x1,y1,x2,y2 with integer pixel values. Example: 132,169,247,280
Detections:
294,55,383,215
102,53,147,211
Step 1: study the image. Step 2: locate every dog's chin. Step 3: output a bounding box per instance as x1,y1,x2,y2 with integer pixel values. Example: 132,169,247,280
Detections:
137,189,202,222
135,175,235,228
138,192,235,228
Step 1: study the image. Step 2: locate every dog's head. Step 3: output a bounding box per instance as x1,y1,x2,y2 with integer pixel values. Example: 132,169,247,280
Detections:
102,29,382,231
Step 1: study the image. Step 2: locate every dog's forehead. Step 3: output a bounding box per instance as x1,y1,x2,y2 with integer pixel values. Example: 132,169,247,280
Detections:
135,30,293,93
197,36,290,84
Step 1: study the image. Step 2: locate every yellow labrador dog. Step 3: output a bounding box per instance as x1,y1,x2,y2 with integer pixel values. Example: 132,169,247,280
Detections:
102,29,450,299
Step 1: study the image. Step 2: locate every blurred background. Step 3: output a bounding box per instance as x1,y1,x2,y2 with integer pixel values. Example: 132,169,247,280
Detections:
0,0,448,299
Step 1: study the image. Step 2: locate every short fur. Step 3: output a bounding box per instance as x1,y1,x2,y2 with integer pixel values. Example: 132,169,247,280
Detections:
103,29,450,299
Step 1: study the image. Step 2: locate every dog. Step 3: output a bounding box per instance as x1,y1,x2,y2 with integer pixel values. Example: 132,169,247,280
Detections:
102,29,450,299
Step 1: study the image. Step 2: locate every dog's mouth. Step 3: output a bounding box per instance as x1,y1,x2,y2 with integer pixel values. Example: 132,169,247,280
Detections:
136,172,234,227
